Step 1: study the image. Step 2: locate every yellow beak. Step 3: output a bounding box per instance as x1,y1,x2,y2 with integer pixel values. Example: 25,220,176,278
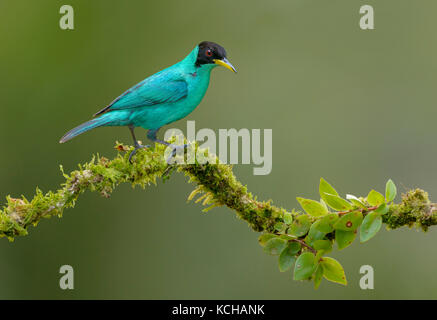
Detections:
213,58,237,73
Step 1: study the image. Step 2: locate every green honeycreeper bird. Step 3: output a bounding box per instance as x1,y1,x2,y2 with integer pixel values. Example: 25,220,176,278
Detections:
60,41,236,162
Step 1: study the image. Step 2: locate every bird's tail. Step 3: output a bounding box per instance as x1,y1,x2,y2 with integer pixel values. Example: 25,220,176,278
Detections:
59,116,112,143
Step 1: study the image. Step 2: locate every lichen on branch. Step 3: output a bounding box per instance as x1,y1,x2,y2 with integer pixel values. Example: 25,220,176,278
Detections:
0,139,435,288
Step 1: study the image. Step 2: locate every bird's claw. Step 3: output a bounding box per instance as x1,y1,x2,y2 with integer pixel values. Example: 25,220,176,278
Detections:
166,144,188,164
129,144,150,164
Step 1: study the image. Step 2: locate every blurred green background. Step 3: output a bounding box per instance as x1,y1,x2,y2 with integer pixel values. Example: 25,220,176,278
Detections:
0,0,436,299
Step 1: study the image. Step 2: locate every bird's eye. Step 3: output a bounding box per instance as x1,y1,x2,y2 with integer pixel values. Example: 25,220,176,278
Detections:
205,49,213,57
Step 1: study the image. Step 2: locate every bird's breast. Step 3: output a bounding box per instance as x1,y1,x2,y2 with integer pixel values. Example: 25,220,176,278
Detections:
187,76,210,106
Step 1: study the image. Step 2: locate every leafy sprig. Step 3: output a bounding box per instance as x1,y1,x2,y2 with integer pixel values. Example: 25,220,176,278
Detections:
258,178,397,289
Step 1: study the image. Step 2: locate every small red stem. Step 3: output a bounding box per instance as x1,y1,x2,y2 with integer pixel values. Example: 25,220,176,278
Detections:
338,206,378,216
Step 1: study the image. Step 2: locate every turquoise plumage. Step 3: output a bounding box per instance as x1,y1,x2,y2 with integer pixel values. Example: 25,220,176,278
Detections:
60,41,236,162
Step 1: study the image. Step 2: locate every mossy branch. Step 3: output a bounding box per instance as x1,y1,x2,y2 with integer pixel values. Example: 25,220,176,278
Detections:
1,140,435,287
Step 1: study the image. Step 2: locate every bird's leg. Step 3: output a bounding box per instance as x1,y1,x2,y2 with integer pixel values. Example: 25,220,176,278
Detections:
128,125,150,163
147,129,188,163
146,128,170,146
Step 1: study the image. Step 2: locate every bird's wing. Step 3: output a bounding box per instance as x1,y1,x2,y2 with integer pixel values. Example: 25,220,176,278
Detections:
94,75,188,116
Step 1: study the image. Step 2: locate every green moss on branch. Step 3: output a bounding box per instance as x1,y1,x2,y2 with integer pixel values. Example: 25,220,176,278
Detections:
0,141,435,241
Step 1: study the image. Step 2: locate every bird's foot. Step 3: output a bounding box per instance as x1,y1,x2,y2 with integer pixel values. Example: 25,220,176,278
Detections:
166,144,188,164
129,144,151,164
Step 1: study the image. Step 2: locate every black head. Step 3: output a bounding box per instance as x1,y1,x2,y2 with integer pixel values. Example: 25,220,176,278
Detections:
195,41,236,72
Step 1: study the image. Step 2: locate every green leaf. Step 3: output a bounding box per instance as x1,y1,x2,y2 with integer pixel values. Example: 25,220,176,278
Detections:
367,190,385,206
360,211,383,243
385,179,397,202
322,193,353,211
258,233,276,247
274,222,286,232
263,238,287,255
320,198,329,212
278,234,294,241
312,214,339,233
333,211,363,231
314,264,323,289
321,257,347,285
313,239,333,252
279,243,298,272
283,212,293,225
335,229,356,250
288,241,302,255
294,252,316,280
315,249,324,262
305,226,326,247
306,214,339,247
288,215,312,237
296,198,328,217
319,178,339,199
346,194,367,209
375,203,389,215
